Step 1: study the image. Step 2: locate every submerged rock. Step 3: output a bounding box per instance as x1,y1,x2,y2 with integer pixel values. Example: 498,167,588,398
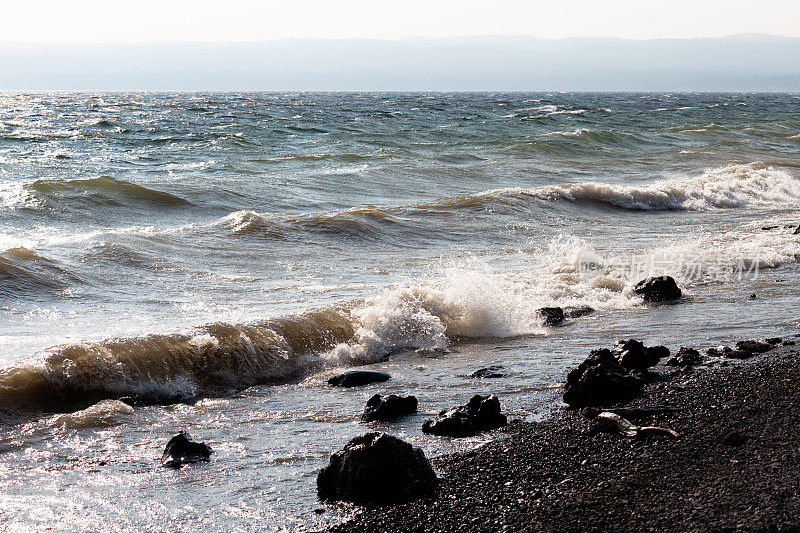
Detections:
563,306,595,318
633,276,682,303
327,370,391,388
537,307,565,326
317,432,437,504
470,365,505,379
422,394,508,437
563,349,644,407
161,431,213,468
666,347,702,367
612,339,668,370
361,394,418,423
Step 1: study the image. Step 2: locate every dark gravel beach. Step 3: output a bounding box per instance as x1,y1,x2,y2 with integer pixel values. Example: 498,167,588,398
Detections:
330,338,800,532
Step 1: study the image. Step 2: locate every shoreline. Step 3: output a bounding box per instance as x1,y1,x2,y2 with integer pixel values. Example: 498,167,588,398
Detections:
328,334,800,532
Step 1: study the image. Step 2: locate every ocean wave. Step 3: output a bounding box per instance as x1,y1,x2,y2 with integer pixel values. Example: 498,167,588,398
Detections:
0,310,356,410
490,163,800,211
0,247,76,297
208,164,799,245
543,128,645,145
214,207,398,241
667,123,728,133
0,264,573,410
250,153,371,163
50,399,136,429
1,128,83,141
2,176,192,211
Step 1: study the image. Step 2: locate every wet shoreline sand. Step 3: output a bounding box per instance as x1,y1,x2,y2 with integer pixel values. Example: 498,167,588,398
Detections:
330,335,800,532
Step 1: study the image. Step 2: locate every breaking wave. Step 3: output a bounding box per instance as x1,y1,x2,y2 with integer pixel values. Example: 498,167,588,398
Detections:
483,163,800,211
4,212,799,412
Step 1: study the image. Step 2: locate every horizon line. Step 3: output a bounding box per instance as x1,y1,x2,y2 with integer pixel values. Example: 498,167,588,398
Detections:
1,32,799,46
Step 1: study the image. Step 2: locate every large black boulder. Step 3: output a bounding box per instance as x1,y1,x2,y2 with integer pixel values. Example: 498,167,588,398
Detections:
633,276,682,303
161,431,213,468
563,349,644,407
361,394,418,422
612,339,668,370
317,432,437,505
422,394,507,437
327,370,391,387
537,307,565,326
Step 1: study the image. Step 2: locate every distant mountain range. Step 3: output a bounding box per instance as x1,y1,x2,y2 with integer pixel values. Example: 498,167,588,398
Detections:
1,34,798,90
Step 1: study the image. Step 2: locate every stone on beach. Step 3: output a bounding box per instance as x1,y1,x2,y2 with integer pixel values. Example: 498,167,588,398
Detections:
563,349,644,407
317,432,437,505
161,431,213,468
361,394,418,422
633,276,682,302
612,339,668,370
736,340,774,354
328,370,391,387
422,394,508,438
589,411,679,440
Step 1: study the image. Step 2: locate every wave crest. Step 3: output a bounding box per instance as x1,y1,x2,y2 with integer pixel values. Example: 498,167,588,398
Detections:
503,163,800,211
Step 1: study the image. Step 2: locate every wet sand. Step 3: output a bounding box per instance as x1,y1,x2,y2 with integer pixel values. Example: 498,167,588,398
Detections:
330,336,800,532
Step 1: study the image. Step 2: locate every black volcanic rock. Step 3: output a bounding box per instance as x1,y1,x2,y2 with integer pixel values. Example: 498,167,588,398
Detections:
422,395,508,438
633,276,682,302
317,432,437,505
612,339,669,370
736,340,774,354
328,370,391,387
563,349,644,407
537,307,565,326
161,431,213,468
361,394,418,422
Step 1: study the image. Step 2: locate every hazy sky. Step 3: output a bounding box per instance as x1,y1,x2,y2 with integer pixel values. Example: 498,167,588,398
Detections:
5,0,800,42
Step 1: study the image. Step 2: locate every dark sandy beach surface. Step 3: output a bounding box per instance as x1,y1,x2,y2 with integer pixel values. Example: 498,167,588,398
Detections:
330,336,800,532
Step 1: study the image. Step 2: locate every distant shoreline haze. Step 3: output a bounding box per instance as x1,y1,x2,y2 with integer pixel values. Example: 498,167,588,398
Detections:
1,34,799,91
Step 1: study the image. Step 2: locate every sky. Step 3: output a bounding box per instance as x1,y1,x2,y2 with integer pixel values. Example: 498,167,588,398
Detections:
4,0,800,42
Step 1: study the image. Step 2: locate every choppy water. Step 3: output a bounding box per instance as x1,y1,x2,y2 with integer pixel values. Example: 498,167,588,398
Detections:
1,92,799,531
